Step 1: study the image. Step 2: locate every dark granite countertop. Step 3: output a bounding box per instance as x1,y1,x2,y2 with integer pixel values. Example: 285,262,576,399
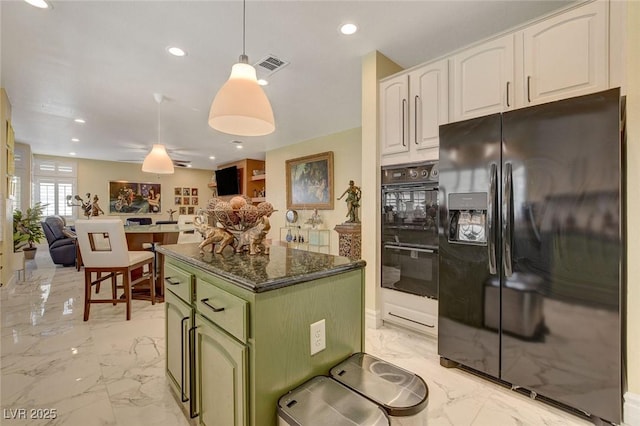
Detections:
156,244,366,293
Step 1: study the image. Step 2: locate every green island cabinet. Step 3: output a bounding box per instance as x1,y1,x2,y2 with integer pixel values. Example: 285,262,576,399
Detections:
157,243,366,426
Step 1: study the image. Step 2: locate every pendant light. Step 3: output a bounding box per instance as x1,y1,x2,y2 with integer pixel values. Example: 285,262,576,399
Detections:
142,93,175,174
208,0,275,136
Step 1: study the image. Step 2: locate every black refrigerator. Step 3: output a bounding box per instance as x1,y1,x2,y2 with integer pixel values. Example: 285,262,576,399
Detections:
438,88,623,424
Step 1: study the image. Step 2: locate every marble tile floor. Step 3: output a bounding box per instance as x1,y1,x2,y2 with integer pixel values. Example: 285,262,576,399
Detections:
1,246,591,426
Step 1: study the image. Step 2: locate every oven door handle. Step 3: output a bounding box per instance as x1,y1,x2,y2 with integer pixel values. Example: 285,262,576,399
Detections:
384,245,435,254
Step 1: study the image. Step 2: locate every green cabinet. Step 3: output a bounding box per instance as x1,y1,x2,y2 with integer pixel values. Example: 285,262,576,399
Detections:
162,250,364,426
165,275,194,414
195,314,248,425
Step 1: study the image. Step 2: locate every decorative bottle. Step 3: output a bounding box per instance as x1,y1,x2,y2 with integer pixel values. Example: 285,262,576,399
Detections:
286,229,293,242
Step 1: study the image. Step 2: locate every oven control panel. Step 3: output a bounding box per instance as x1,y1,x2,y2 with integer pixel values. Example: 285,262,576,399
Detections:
382,162,439,185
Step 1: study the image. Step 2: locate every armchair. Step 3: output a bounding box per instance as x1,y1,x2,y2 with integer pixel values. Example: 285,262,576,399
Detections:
41,215,77,267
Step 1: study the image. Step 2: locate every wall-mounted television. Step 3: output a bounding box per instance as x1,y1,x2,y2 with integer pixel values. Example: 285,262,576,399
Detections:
214,165,240,196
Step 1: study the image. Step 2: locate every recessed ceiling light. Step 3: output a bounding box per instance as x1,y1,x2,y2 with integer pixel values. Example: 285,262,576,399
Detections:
209,156,216,160
186,164,192,168
167,46,187,57
24,0,50,9
69,152,77,156
236,145,243,150
257,79,268,86
74,118,85,124
71,138,79,142
340,23,358,35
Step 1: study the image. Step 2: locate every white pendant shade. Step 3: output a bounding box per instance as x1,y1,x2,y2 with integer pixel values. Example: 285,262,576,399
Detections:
142,144,174,174
208,62,275,136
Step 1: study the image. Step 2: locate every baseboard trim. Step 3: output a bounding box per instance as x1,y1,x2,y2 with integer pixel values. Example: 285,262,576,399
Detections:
625,392,640,425
365,308,382,329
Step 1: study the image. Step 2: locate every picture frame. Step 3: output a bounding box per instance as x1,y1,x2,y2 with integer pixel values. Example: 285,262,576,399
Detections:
286,151,334,210
182,188,191,196
108,181,161,214
174,196,182,205
179,206,187,215
191,188,198,196
192,197,199,205
174,187,182,196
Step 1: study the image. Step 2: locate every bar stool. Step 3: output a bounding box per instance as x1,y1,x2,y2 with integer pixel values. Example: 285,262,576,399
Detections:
75,219,155,321
177,214,203,244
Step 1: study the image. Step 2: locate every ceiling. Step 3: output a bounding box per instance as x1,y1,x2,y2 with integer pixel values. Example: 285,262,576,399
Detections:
1,0,573,170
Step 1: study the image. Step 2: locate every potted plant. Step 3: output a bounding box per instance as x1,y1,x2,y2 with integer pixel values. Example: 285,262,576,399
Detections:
13,202,47,260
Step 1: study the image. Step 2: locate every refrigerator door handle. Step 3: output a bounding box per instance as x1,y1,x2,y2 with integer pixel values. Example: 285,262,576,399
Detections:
488,163,498,274
503,162,513,277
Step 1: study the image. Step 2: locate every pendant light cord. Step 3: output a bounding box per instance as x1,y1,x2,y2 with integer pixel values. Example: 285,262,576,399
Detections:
242,0,246,56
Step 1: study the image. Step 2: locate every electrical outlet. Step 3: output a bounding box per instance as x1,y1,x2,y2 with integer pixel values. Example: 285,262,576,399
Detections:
310,319,326,356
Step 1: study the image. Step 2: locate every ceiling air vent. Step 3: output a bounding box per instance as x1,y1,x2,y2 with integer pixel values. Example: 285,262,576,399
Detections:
254,55,289,78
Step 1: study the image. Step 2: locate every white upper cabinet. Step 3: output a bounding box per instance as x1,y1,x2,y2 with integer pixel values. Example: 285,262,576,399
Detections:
409,60,449,151
380,75,409,157
451,34,515,122
380,59,448,166
521,0,608,106
449,1,608,122
380,0,612,155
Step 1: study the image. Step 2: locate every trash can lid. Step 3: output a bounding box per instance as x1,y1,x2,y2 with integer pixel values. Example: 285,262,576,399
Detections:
330,353,428,417
486,272,544,291
277,376,390,426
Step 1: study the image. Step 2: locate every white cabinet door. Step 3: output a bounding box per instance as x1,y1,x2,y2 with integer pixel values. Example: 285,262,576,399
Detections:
522,0,608,105
381,60,447,166
409,59,448,151
380,74,410,157
451,34,515,121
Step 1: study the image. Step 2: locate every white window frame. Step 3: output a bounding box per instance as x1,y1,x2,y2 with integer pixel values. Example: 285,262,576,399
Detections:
32,158,78,220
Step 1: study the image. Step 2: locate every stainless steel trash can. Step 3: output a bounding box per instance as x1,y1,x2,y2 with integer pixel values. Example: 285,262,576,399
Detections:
484,272,544,339
330,353,428,426
277,376,390,426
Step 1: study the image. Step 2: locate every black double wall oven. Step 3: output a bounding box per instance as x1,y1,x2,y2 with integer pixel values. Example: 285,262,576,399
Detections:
381,162,439,299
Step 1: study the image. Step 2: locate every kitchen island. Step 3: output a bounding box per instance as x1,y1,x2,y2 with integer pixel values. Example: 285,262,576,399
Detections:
156,243,366,426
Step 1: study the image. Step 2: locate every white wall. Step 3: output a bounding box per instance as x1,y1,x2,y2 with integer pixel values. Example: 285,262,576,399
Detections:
361,51,403,328
265,128,362,255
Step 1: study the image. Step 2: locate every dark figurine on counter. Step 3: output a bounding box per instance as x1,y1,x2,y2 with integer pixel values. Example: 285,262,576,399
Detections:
337,180,362,223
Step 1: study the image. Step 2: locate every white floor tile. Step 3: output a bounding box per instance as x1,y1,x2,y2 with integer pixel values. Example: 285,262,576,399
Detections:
1,246,591,425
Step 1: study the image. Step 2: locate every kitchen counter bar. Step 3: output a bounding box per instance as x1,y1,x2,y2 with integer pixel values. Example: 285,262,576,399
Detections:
156,243,366,293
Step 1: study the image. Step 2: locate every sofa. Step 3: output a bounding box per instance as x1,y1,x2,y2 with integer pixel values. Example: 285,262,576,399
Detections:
41,216,77,267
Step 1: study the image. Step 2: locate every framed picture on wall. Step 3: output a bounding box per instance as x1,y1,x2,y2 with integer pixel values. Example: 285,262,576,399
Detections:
108,181,161,214
179,207,187,215
191,188,198,196
192,197,198,205
286,151,334,210
182,188,191,196
182,197,190,205
174,197,182,205
188,206,195,214
174,187,182,196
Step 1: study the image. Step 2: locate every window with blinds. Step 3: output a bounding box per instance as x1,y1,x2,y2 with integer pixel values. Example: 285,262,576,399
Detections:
33,158,77,218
